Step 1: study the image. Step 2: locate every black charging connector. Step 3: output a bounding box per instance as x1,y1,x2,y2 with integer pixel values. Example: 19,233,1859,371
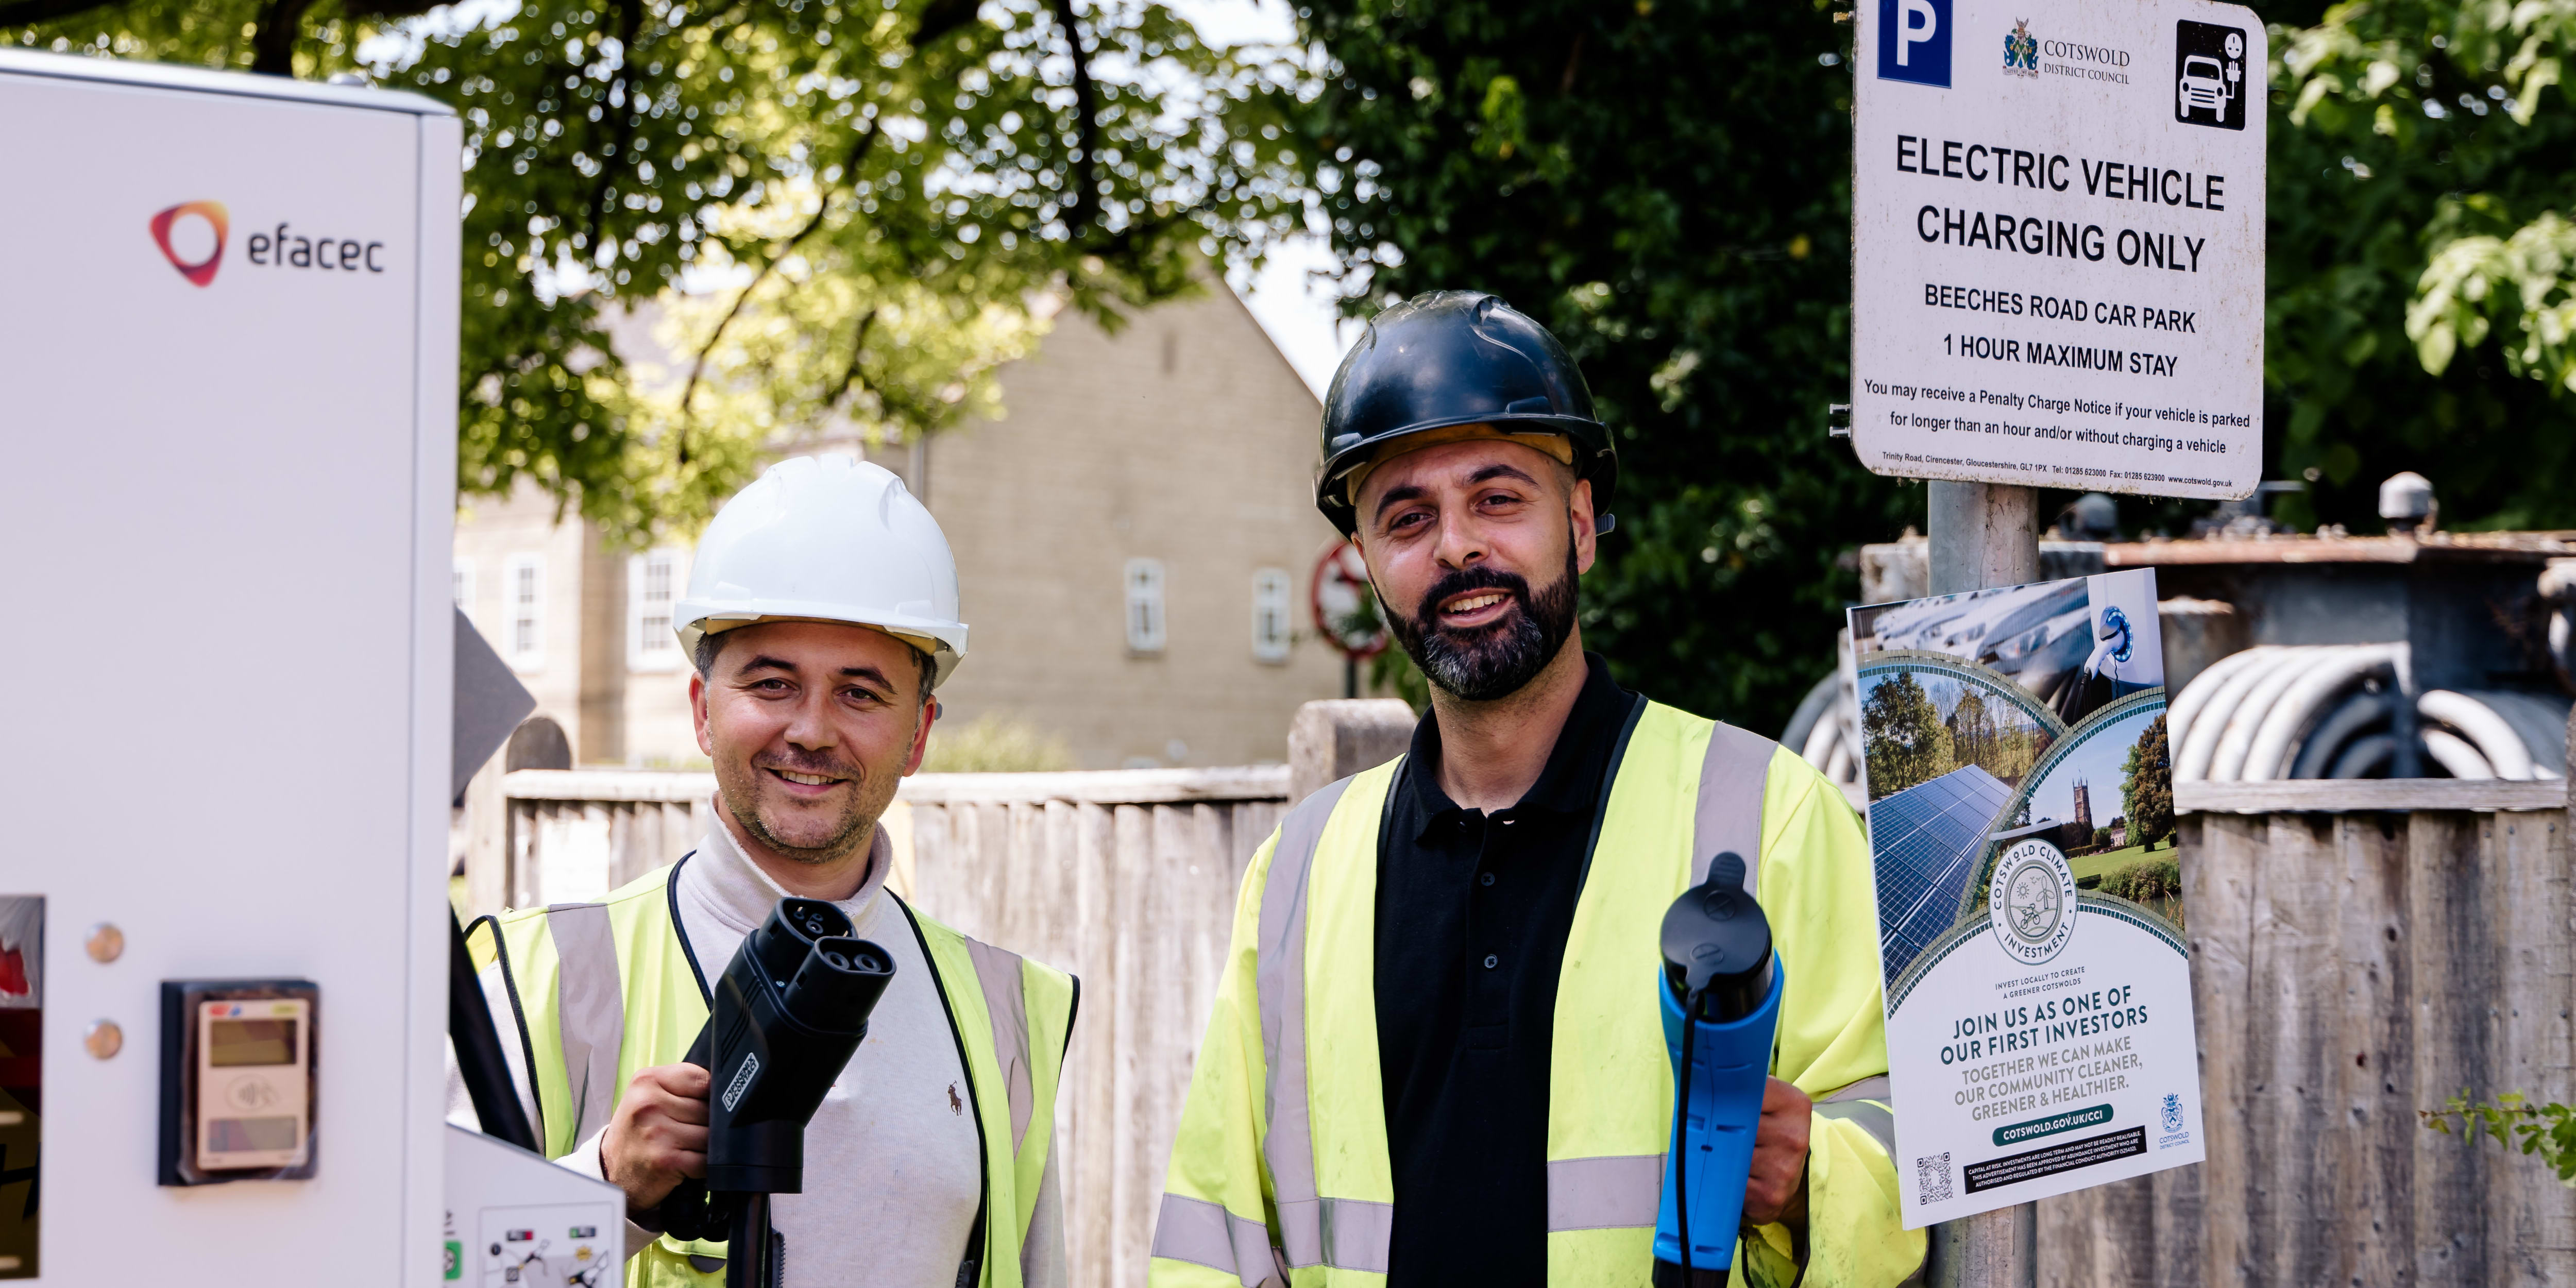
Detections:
655,897,894,1288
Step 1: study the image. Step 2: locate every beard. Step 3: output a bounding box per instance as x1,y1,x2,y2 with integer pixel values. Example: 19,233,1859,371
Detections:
712,746,883,865
1384,540,1581,703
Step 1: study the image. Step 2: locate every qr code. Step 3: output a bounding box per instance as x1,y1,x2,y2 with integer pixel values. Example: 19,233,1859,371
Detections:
1917,1153,1953,1204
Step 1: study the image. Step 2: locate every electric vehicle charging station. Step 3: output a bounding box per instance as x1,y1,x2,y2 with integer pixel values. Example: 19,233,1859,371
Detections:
0,49,616,1282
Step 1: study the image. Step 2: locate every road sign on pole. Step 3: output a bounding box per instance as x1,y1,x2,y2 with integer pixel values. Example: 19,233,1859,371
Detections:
1851,0,2267,501
1312,541,1388,699
1312,541,1389,662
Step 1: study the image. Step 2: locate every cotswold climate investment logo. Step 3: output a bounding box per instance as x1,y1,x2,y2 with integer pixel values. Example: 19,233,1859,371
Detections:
149,200,229,286
1988,837,2079,964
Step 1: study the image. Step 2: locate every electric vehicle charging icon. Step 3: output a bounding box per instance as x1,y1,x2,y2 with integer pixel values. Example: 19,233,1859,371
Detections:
2173,20,2250,129
2177,56,2232,118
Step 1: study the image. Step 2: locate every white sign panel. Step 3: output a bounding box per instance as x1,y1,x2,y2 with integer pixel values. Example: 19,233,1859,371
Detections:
1847,570,2205,1226
1852,0,2265,500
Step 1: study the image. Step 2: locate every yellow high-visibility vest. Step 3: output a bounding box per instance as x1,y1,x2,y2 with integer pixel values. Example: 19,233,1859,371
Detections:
1149,701,1923,1288
470,858,1076,1287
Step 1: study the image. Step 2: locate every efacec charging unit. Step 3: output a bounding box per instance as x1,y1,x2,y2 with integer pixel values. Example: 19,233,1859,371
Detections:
0,47,635,1282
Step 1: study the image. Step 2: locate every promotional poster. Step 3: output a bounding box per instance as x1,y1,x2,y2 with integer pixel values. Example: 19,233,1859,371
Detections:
1849,569,2203,1226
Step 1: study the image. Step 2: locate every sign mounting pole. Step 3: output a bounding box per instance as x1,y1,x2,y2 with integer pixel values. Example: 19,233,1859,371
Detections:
1925,480,2038,1286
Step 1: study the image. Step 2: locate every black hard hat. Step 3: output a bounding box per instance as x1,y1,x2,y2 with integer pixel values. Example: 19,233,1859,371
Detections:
1315,290,1615,536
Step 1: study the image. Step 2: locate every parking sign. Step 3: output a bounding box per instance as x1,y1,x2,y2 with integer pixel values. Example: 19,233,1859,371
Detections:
1850,0,2267,501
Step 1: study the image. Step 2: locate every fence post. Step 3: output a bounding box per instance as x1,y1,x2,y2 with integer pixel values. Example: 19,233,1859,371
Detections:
1288,699,1417,807
460,750,510,918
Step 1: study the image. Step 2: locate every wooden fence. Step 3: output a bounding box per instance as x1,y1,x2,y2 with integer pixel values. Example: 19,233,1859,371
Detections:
2044,778,2574,1288
900,769,1289,1288
481,759,2576,1287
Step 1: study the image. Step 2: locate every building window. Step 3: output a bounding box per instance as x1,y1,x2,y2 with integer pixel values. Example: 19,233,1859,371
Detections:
629,549,682,671
1251,567,1293,663
1125,558,1167,654
503,554,545,672
452,557,475,613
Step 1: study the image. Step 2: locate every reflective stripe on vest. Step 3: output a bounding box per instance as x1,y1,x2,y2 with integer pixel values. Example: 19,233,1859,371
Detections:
1253,776,1387,1274
1694,720,1779,893
548,902,625,1146
1817,1075,1897,1158
1179,704,1779,1282
1151,1194,1283,1288
965,939,1037,1151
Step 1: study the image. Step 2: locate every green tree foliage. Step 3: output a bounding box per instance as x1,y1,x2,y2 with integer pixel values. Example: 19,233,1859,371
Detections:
1284,0,1909,726
1287,0,2576,724
920,711,1076,771
2120,714,2174,848
12,0,1305,539
1862,670,1948,796
2266,0,2576,532
1944,685,2045,785
2097,855,2184,930
2424,1090,2576,1183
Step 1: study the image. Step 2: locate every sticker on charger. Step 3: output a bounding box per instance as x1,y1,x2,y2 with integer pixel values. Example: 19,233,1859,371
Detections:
721,1053,760,1111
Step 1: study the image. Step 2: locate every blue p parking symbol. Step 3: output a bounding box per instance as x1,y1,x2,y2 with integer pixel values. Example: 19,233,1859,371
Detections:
1877,0,1953,87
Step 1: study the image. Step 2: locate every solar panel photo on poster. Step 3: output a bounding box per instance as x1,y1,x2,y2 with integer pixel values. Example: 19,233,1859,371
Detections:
1868,763,2014,986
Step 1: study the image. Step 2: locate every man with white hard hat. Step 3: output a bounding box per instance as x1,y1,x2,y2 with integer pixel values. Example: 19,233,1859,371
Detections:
467,455,1075,1287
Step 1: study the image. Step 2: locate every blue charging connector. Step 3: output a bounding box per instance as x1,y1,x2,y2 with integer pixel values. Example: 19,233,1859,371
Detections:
1652,855,1785,1286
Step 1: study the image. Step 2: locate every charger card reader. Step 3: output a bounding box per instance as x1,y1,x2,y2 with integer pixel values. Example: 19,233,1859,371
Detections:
196,997,311,1169
159,979,319,1185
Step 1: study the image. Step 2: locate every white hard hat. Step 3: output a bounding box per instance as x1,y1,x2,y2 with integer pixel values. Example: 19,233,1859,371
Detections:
677,455,968,687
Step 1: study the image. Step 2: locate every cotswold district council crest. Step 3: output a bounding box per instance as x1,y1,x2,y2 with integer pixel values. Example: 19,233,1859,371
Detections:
2004,20,2039,76
1988,838,2077,963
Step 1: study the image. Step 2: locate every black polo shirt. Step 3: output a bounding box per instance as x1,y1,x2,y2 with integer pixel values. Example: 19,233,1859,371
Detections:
1374,652,1642,1286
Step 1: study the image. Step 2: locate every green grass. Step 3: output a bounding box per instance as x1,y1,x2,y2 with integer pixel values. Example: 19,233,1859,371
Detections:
2070,835,2177,882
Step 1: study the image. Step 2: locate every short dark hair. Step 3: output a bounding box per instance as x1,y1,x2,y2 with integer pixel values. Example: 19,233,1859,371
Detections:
693,626,937,703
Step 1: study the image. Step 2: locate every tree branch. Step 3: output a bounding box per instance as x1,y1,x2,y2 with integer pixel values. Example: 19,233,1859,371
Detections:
0,0,115,26
824,307,880,409
1049,0,1100,234
910,0,977,47
249,0,315,75
342,0,448,20
677,117,884,421
588,0,646,255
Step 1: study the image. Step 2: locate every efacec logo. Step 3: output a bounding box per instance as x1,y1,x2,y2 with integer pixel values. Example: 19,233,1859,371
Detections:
149,201,228,286
149,200,389,287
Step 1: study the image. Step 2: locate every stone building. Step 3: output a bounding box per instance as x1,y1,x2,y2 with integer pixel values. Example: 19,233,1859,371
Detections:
452,284,1353,771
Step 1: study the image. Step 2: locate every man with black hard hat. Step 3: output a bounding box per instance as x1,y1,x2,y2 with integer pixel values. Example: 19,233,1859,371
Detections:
1151,292,1920,1288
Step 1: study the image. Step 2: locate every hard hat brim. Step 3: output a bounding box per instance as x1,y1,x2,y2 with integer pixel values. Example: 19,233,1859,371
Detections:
676,601,967,689
1316,412,1616,536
